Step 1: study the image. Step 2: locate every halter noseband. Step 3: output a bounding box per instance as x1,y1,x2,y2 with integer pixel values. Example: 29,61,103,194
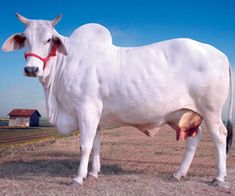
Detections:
24,47,57,70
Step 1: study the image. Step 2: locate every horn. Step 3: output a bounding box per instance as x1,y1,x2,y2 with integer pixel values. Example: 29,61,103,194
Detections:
51,14,62,27
16,12,30,26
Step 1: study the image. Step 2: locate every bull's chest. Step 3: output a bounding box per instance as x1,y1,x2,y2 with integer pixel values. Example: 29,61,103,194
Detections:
56,87,78,113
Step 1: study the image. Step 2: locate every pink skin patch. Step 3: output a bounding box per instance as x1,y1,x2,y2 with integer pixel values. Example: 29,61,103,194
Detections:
176,128,199,141
167,110,203,141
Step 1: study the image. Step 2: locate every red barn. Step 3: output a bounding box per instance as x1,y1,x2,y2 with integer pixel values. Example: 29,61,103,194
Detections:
8,109,41,127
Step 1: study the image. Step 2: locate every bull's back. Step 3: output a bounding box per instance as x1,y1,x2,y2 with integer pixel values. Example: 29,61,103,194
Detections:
100,38,230,125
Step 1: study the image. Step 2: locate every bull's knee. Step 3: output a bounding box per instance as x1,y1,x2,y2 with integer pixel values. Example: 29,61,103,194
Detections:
80,144,92,155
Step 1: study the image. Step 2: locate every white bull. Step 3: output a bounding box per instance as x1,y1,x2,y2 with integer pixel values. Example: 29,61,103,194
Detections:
2,14,233,186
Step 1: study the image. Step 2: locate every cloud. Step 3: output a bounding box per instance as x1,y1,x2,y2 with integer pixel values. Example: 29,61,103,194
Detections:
110,27,143,47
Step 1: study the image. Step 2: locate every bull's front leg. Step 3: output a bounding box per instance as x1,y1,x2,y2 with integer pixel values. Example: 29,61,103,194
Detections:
89,129,101,178
73,104,102,185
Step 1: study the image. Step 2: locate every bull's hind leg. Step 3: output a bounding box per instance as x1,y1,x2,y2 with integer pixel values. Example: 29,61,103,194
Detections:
174,127,202,181
204,116,227,185
89,129,101,178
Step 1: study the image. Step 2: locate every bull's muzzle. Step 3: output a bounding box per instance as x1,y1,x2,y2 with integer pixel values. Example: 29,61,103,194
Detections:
24,66,39,77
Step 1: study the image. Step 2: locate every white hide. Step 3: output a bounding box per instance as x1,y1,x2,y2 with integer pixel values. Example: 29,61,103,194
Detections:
47,24,230,129
2,19,232,186
55,24,229,131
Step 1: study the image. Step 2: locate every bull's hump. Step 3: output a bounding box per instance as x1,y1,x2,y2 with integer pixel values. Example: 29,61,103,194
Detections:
72,23,112,45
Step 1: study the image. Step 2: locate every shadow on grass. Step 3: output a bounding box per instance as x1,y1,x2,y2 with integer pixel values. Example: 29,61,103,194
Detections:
0,159,140,179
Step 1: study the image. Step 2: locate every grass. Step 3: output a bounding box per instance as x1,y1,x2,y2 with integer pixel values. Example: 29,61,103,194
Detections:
0,118,119,150
0,119,79,149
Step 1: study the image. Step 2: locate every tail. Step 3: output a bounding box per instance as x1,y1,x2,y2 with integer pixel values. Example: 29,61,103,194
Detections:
226,65,233,154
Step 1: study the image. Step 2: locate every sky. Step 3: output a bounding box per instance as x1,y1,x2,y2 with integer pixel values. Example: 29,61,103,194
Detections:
0,0,235,118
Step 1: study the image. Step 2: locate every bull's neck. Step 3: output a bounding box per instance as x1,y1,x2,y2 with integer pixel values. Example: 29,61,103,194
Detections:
40,35,69,86
39,35,69,124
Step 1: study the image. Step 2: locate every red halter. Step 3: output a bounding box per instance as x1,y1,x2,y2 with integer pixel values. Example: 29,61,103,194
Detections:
24,47,57,70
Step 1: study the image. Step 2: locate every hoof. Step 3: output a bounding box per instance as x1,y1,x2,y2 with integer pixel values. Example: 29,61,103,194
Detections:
173,173,186,181
72,176,84,186
65,178,82,186
89,171,98,178
210,178,230,188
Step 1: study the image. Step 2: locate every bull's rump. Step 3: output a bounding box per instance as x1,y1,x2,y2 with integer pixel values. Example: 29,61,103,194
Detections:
99,38,230,127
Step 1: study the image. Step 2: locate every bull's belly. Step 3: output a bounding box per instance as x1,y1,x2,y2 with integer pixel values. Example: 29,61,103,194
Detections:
100,104,167,128
100,92,199,126
99,112,165,129
99,103,203,140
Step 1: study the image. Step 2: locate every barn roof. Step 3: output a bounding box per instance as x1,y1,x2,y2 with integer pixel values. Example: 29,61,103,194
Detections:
8,109,41,117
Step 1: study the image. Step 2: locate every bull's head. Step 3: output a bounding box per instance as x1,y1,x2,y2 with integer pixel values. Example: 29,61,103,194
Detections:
2,13,68,77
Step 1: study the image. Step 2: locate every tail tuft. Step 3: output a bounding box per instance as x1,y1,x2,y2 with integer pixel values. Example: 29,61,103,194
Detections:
226,120,233,154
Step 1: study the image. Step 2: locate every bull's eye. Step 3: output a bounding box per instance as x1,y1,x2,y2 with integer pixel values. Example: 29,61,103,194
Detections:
46,38,51,43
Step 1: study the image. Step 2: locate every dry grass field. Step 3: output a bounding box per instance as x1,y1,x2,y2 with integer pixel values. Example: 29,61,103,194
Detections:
0,120,72,148
0,125,235,195
0,126,63,148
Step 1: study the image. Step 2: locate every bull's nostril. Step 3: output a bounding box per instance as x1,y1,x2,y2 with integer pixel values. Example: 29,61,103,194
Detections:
24,67,29,73
33,67,39,73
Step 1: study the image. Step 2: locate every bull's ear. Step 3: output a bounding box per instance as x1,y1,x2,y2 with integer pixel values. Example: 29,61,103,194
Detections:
2,33,26,52
52,36,68,55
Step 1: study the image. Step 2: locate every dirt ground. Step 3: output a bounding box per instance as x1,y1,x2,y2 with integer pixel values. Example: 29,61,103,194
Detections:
0,125,235,196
